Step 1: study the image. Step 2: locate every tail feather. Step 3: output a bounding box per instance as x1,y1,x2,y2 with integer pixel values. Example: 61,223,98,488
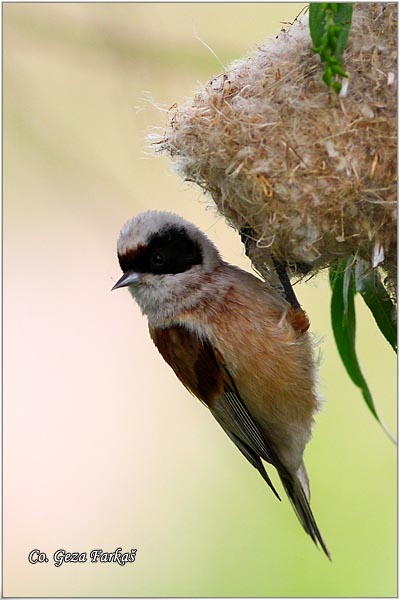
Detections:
280,472,331,560
297,460,310,501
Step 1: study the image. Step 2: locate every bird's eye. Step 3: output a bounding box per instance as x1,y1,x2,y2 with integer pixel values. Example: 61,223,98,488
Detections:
150,250,166,268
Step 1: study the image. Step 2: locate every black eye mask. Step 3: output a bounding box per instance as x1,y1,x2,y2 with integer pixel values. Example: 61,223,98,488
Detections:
118,226,203,275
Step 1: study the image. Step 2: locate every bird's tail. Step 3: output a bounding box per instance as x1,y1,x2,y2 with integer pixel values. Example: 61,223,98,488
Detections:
279,468,331,560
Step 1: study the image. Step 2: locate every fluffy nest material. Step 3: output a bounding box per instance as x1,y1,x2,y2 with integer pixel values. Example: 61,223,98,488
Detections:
158,3,397,296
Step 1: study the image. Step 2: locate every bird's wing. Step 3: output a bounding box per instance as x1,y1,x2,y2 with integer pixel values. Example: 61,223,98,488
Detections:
149,323,331,557
215,418,281,500
149,323,281,499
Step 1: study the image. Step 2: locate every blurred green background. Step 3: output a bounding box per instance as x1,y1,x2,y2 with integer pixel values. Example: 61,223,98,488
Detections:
4,3,396,597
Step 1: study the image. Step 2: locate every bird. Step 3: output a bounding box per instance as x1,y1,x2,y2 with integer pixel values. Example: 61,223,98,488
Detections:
112,210,330,558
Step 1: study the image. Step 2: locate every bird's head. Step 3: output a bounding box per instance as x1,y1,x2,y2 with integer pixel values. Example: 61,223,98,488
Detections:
112,211,222,322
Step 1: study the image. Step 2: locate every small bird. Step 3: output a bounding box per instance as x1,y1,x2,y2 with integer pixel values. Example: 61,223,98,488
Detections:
112,210,330,558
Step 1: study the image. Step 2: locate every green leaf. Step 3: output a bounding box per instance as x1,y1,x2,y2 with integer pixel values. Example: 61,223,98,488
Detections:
310,3,353,58
355,259,397,353
309,3,353,93
342,255,354,316
331,3,353,58
329,261,395,443
309,3,327,49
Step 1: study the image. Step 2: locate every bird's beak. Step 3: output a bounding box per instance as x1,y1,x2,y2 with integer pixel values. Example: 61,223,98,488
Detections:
111,271,141,291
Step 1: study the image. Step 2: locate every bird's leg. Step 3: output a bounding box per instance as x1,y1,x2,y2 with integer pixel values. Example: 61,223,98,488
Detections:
271,256,302,312
240,225,256,259
240,225,303,312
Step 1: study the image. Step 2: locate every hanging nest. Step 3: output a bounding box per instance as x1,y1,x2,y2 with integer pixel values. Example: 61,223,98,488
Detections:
156,2,397,298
